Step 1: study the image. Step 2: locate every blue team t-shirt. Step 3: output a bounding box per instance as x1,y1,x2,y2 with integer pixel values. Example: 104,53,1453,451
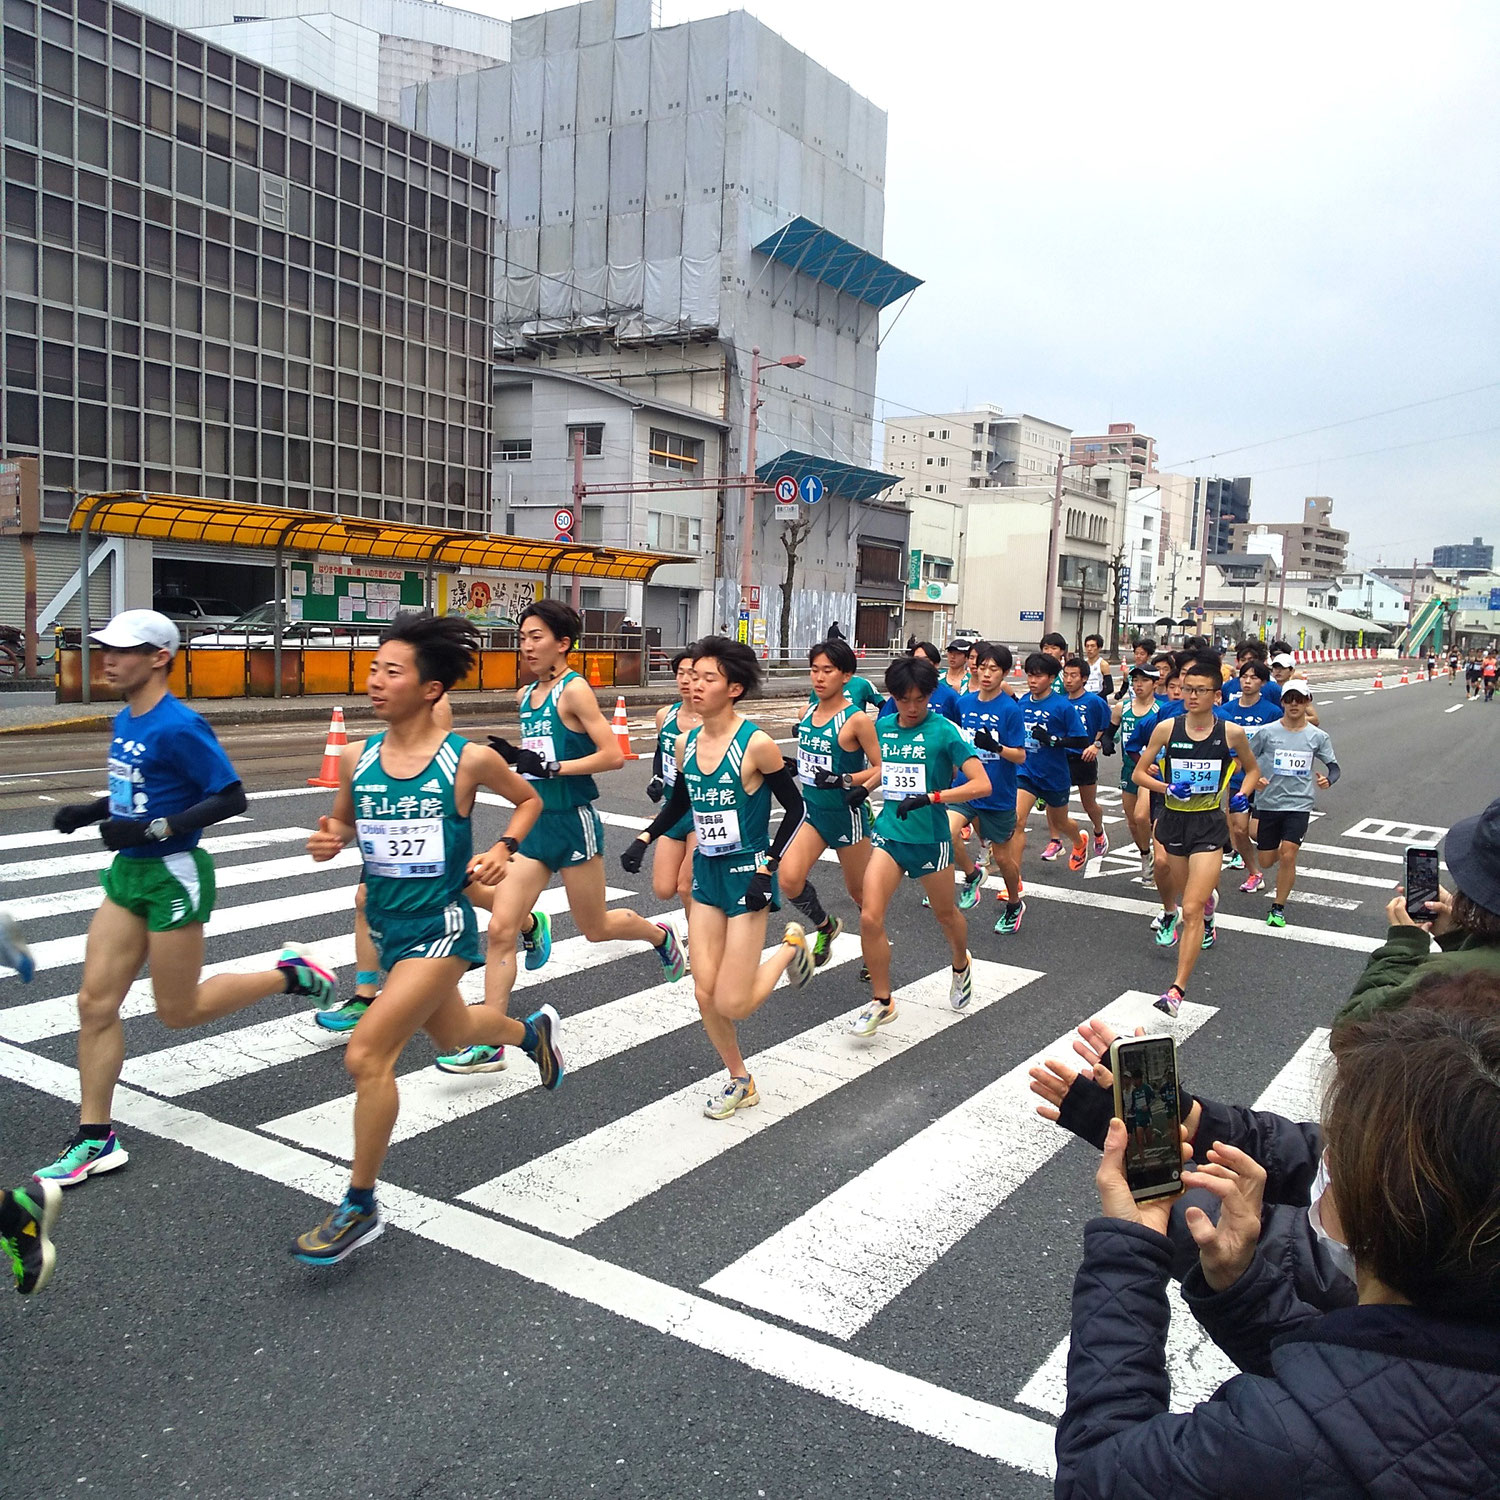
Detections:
1017,693,1072,798
1222,676,1282,707
878,679,962,725
1216,693,1283,792
955,690,1026,810
1062,690,1111,759
107,693,241,858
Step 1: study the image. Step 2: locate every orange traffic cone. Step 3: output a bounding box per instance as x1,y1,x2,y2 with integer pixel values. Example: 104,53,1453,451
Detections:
611,695,639,761
1372,668,1384,688
1399,666,1410,686
307,706,347,787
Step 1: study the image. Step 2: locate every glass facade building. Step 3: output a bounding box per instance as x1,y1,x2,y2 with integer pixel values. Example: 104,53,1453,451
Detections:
1,0,494,531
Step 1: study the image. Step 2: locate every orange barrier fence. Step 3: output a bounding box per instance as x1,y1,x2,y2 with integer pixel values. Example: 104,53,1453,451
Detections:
56,647,643,703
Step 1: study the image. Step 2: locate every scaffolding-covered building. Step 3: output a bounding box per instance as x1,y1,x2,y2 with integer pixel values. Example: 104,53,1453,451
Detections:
408,0,918,651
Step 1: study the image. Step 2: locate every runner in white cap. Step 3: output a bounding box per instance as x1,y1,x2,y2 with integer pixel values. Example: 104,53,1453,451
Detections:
1247,678,1340,928
34,610,339,1190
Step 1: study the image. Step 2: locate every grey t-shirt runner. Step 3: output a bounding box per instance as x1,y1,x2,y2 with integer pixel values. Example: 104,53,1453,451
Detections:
1249,721,1337,811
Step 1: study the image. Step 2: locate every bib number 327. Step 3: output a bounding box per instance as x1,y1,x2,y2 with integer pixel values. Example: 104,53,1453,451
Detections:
357,817,445,879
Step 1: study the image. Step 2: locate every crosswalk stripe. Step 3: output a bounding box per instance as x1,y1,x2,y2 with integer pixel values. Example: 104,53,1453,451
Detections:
1014,1024,1332,1419
0,1036,1059,1481
125,920,663,1099
0,827,314,885
4,847,363,924
701,992,1217,1339
1290,864,1399,890
263,932,860,1158
0,818,251,853
0,885,632,1040
461,957,1044,1239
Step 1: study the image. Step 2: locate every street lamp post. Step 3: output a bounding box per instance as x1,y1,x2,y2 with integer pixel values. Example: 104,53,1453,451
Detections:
741,346,806,606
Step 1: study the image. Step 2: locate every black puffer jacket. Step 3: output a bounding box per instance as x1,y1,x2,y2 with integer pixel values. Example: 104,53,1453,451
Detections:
1056,1219,1500,1499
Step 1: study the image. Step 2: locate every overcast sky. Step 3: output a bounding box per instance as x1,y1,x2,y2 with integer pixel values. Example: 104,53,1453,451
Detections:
468,0,1500,569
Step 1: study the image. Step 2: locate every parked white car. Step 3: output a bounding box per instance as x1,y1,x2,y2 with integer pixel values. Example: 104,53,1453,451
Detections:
189,603,387,648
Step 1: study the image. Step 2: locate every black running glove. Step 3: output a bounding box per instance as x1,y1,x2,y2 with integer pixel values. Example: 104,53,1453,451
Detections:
646,776,665,802
53,797,109,835
488,737,557,778
972,729,1001,753
744,868,774,912
810,769,848,790
1030,726,1057,750
99,817,158,851
620,837,648,875
1100,730,1117,757
845,783,870,809
896,793,933,819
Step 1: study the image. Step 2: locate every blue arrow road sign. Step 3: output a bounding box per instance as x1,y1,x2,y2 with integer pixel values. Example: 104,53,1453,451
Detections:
799,474,825,505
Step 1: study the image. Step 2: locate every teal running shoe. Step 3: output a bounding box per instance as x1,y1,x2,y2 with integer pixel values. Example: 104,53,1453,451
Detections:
654,922,685,983
276,944,338,1010
434,1044,508,1074
957,868,984,911
35,1131,128,1188
522,910,552,971
293,1199,383,1265
315,998,372,1033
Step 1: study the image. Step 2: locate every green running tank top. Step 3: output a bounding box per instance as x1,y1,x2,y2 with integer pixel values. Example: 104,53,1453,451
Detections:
353,731,472,915
682,718,769,859
520,669,598,811
796,699,867,817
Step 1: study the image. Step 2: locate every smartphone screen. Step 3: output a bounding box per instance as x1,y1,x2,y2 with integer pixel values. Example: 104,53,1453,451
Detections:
1405,846,1441,920
1111,1035,1184,1202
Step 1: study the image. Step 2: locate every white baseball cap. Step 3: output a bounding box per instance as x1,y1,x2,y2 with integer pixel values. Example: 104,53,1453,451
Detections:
1281,677,1313,699
1270,652,1297,668
90,609,181,657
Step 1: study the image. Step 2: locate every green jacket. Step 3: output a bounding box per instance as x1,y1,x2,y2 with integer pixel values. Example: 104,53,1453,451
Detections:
1336,926,1500,1028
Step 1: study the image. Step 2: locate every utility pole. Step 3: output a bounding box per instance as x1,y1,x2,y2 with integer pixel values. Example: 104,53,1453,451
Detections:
1043,451,1065,635
740,346,806,614
1196,478,1213,614
571,428,585,613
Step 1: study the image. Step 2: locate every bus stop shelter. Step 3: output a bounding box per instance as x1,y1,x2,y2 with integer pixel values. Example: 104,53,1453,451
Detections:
67,492,692,702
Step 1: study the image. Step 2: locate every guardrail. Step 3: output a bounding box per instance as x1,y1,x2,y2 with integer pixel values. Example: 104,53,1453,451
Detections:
55,640,645,702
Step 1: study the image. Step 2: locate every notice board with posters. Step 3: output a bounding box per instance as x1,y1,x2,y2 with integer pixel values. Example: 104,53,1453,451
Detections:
287,559,425,624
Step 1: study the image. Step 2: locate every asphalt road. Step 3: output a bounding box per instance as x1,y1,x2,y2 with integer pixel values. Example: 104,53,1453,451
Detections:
0,672,1491,1499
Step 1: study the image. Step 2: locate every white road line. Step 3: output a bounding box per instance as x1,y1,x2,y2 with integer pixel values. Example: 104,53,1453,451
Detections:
0,817,250,852
1015,1024,1332,1419
264,933,861,1158
462,958,1044,1239
1290,865,1395,890
0,885,627,1038
0,936,355,1043
1250,1026,1332,1120
0,1038,1057,1481
13,880,362,974
0,826,313,884
245,786,333,800
701,992,1215,1339
1009,878,1382,952
3,847,363,924
1445,703,1464,713
1298,841,1429,868
1287,890,1361,911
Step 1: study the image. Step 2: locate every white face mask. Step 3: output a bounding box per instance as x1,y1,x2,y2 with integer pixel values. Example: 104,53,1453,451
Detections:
1308,1156,1357,1282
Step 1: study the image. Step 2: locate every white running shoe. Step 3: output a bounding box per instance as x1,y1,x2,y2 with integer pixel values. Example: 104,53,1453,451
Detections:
949,955,974,1011
850,1001,897,1038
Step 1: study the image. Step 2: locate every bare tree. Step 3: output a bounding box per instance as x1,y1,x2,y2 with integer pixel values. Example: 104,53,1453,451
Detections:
1105,547,1128,655
778,515,814,661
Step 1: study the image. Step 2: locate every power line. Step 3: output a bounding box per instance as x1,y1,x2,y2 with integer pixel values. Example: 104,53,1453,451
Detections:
1158,380,1500,469
1223,421,1500,479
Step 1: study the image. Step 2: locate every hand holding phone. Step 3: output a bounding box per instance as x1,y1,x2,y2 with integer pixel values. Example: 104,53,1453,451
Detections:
1109,1034,1185,1204
1403,845,1441,922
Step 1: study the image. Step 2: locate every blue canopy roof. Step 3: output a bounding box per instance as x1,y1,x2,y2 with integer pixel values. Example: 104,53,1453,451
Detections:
755,449,900,505
751,217,922,310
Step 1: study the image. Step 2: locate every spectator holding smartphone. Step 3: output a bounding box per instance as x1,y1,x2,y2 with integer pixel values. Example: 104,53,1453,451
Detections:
1337,795,1500,1028
1054,1005,1500,1498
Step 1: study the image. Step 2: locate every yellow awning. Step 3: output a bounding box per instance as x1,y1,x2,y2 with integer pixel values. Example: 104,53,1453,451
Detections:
70,492,691,583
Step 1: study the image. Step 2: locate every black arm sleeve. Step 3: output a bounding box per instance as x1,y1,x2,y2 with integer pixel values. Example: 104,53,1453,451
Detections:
765,764,806,863
640,774,690,842
1099,670,1114,699
166,782,247,836
1323,760,1340,786
651,741,663,779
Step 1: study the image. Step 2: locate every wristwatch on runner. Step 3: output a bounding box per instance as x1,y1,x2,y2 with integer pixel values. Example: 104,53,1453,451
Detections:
498,835,520,854
146,817,172,842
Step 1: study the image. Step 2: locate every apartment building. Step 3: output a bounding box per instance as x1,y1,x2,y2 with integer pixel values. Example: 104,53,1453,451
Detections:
1070,421,1156,487
1232,496,1348,579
